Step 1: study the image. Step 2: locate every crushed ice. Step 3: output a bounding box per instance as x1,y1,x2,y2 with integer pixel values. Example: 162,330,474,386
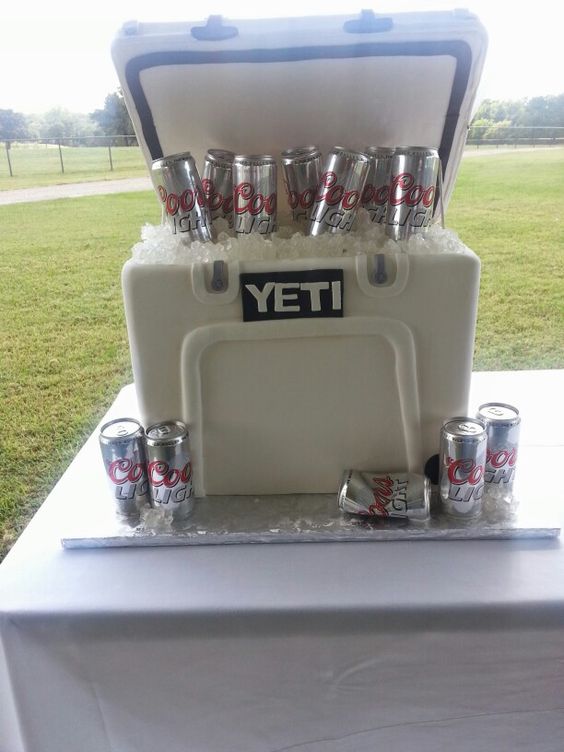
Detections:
131,211,470,265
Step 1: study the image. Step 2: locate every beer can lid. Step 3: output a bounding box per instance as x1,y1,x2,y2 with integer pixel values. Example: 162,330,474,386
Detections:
478,402,520,425
145,420,189,446
206,149,235,165
99,418,143,443
394,146,439,158
233,154,276,166
152,152,194,168
442,417,486,441
281,145,321,165
332,146,370,162
363,145,395,158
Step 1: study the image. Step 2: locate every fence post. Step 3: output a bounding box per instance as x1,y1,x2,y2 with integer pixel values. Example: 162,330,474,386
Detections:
58,141,65,173
5,142,13,177
108,140,114,171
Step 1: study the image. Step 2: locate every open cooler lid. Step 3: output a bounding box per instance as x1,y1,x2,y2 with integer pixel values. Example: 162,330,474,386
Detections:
112,9,487,207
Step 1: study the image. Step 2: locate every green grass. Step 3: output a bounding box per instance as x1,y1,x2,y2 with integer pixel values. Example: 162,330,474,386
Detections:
448,148,564,370
0,149,563,559
0,144,147,190
0,193,160,555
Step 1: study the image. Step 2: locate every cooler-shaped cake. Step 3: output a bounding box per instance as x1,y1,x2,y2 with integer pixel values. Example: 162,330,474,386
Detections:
112,10,487,497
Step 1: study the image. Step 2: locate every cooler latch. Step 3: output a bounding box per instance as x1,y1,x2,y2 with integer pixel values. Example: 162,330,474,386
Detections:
191,16,239,41
343,10,393,34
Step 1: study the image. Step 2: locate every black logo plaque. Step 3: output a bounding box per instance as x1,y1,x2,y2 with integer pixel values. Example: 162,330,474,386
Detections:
240,269,344,322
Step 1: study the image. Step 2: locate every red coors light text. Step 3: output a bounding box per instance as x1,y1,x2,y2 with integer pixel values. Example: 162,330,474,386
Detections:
361,182,389,206
108,458,145,484
389,172,435,208
369,474,395,516
234,182,276,215
314,171,361,210
148,460,192,489
446,456,484,502
486,448,517,468
285,184,317,211
158,184,206,216
201,178,233,215
485,447,517,484
447,457,484,486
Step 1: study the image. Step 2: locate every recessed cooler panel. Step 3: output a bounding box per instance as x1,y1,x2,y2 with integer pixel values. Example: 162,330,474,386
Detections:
183,319,420,496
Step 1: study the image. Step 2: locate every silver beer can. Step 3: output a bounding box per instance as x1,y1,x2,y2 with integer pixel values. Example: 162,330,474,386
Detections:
99,418,149,517
439,417,487,519
308,147,370,236
233,154,277,235
361,146,394,224
281,145,322,227
339,470,430,522
145,421,194,521
477,403,520,496
385,146,440,241
151,152,213,243
202,149,235,229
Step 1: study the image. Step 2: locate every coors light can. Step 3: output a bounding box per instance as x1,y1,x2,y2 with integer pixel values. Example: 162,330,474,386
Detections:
145,421,194,521
281,145,322,227
477,403,520,495
361,146,394,224
202,149,235,229
99,418,149,517
385,146,440,241
339,470,430,522
308,147,370,236
233,154,277,235
439,417,487,519
151,152,213,243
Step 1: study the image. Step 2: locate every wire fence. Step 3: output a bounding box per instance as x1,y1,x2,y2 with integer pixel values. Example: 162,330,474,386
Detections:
1,136,142,181
2,127,564,182
466,125,564,148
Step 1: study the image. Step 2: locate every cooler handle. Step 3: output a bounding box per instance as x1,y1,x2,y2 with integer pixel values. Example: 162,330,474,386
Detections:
343,10,393,34
191,16,239,42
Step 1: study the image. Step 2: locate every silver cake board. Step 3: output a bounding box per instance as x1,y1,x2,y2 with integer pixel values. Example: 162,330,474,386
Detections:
61,444,560,549
62,491,560,549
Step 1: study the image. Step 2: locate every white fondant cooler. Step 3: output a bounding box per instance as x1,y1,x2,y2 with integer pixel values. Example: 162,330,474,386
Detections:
112,10,487,497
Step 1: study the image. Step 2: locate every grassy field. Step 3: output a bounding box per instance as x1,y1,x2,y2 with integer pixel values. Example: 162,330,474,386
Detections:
0,194,160,555
0,149,563,558
448,148,564,368
0,144,146,190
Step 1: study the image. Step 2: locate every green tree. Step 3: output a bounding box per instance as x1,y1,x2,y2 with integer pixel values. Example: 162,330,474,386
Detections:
471,94,564,142
0,109,30,141
36,108,97,142
91,91,135,142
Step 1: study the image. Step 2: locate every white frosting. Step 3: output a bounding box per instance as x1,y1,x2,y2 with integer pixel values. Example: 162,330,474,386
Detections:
131,211,471,266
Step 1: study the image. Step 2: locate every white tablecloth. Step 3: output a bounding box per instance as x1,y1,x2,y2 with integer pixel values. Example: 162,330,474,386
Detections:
1,371,564,752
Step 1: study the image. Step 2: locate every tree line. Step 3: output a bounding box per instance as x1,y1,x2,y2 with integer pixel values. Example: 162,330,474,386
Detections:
469,93,564,140
0,91,135,145
1,91,563,145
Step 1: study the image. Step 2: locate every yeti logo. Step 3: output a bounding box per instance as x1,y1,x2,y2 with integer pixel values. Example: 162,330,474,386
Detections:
240,269,344,322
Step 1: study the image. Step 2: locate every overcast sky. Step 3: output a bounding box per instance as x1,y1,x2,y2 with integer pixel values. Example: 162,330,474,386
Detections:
1,1,562,114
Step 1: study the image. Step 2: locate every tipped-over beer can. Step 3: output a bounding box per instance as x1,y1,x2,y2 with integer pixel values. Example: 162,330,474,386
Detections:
308,147,370,236
339,470,430,522
151,152,213,243
385,146,440,241
145,421,194,521
361,146,394,224
281,145,322,227
477,403,520,496
439,417,487,519
233,154,277,235
202,149,235,229
99,418,149,517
